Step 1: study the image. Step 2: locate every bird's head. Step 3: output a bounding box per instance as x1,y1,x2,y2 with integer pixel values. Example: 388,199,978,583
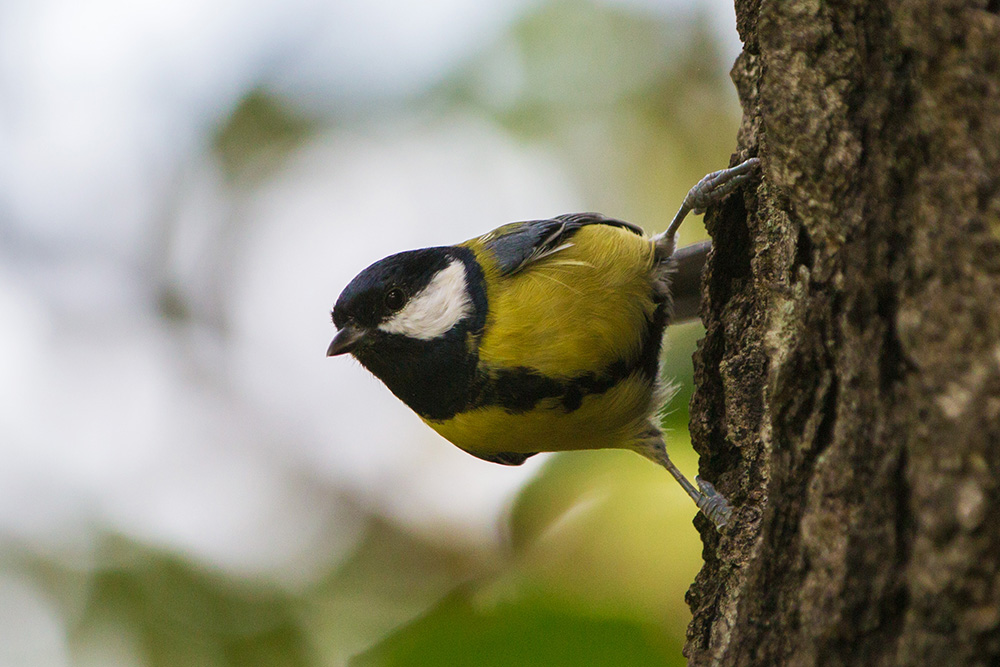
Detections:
328,245,487,418
328,246,485,361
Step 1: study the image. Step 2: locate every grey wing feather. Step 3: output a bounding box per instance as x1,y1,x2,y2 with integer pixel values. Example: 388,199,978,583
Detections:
484,213,644,277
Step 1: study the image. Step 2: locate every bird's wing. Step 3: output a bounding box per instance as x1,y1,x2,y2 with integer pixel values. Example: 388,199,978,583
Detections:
479,213,645,277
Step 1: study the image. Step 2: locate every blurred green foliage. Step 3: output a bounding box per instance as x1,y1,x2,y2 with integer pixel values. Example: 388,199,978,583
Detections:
444,0,738,239
71,541,313,666
352,590,682,667
20,2,741,665
212,90,318,184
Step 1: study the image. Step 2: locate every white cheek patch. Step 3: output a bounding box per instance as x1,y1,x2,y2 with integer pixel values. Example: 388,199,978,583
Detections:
378,260,472,340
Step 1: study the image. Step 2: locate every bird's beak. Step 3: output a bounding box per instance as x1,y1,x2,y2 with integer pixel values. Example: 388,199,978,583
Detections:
327,324,367,357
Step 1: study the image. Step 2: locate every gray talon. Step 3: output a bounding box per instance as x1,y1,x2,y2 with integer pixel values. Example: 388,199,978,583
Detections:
684,157,761,213
655,156,761,255
695,475,734,530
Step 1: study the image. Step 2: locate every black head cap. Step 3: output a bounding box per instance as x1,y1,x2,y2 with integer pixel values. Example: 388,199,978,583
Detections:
331,247,454,332
327,245,489,419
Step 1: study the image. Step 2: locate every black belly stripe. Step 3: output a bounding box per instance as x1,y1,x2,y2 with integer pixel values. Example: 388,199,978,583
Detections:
468,357,644,415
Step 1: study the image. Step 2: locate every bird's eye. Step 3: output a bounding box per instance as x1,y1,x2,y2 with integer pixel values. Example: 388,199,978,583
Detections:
384,287,407,312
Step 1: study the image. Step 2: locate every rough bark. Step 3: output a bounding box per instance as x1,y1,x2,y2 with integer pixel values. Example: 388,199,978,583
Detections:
686,2,1000,665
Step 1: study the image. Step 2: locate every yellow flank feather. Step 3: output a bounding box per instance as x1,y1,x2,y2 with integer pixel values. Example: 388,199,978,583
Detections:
469,225,658,376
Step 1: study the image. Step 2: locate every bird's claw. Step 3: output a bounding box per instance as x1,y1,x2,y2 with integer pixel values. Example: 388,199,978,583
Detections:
695,475,734,530
684,157,761,215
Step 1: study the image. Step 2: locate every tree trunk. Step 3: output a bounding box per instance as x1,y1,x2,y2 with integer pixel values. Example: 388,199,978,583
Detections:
686,2,1000,665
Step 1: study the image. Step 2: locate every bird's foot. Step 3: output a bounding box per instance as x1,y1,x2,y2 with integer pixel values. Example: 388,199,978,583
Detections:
635,438,735,532
694,476,733,530
684,157,761,215
656,156,761,254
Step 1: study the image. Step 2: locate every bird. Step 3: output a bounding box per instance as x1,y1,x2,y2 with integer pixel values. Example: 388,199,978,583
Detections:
327,157,759,529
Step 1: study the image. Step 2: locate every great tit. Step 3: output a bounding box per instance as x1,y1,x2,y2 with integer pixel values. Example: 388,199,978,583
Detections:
328,157,759,529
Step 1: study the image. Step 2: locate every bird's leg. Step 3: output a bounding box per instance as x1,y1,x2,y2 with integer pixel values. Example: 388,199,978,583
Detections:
638,158,760,529
633,436,733,530
653,156,760,257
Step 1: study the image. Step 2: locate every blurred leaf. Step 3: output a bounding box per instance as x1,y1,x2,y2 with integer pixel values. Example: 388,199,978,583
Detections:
306,519,498,665
501,448,702,634
70,538,312,667
212,89,317,183
351,588,682,667
660,321,705,432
